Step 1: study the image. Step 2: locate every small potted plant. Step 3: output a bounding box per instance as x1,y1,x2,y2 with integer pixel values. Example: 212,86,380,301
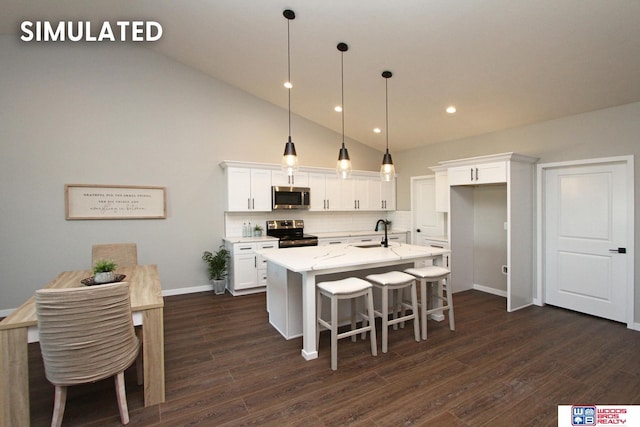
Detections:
254,224,264,237
202,245,230,295
93,259,117,284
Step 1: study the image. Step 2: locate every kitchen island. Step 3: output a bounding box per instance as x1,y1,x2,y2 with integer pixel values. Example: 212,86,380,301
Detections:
259,242,449,360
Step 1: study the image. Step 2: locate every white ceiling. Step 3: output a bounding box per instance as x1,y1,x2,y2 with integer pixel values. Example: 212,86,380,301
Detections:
2,0,640,152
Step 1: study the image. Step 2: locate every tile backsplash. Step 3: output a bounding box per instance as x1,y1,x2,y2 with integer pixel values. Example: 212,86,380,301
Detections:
225,210,411,237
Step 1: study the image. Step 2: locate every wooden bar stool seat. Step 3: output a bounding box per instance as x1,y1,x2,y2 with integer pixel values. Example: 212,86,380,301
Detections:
316,277,377,370
365,271,420,353
405,266,454,340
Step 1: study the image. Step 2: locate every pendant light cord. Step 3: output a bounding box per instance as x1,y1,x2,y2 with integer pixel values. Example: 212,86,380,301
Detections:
385,77,389,152
287,17,292,138
341,50,345,146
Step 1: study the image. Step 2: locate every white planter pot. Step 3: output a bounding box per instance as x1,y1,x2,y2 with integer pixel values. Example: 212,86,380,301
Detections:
211,279,226,295
94,271,115,284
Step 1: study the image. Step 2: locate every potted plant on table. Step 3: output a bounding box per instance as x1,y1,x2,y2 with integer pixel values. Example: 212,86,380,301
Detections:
254,224,263,237
93,259,118,284
202,245,230,295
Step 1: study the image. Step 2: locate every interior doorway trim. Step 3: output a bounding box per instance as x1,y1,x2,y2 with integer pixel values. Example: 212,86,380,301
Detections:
410,174,435,245
536,155,635,329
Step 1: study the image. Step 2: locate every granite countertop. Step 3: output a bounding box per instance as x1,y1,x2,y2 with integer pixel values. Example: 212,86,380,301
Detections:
224,229,409,242
258,242,449,273
223,236,279,244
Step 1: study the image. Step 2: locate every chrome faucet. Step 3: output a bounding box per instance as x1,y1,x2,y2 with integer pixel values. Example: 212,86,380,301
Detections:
375,219,389,247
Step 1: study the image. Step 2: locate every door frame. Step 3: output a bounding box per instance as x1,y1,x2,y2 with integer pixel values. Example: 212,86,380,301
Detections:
536,155,635,329
410,174,436,245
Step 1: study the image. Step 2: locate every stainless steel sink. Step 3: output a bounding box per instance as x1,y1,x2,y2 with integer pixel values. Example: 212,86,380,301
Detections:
353,243,383,248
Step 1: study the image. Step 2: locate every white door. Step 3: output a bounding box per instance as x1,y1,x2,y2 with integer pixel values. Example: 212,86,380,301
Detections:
411,176,444,244
543,159,632,324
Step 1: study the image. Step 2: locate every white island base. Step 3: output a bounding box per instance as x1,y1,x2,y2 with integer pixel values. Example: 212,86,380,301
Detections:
260,243,450,360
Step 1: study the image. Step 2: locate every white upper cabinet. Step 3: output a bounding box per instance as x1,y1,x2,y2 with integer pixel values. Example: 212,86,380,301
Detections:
309,172,342,211
222,166,272,212
271,170,309,187
221,161,396,212
380,178,396,211
341,176,376,210
448,161,507,186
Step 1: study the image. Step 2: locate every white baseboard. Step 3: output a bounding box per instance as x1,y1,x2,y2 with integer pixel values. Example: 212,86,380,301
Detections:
162,284,213,296
473,284,507,298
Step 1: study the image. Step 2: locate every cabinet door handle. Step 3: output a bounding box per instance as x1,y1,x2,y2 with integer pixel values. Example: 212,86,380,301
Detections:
248,198,251,210
254,256,257,268
252,198,255,210
475,167,479,181
470,168,474,181
327,200,330,209
354,200,357,209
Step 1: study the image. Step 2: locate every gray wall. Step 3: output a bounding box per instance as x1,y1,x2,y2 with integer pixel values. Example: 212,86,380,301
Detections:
0,36,383,310
395,101,640,321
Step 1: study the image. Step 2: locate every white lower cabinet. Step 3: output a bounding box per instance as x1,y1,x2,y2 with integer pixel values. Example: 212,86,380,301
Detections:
318,232,407,247
225,240,278,295
318,237,350,246
417,238,450,268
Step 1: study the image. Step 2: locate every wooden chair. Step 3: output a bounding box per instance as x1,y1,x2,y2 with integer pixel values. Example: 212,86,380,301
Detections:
35,282,140,426
91,243,138,268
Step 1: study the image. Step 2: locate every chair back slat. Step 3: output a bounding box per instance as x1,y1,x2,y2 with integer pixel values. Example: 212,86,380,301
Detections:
91,243,138,268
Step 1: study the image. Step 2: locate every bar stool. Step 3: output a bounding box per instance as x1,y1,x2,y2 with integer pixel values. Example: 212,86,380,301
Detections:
365,271,420,353
404,266,454,340
316,277,377,370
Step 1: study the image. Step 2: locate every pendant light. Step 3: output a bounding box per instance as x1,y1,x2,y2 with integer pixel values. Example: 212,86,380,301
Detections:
281,9,298,176
335,42,352,179
380,70,396,182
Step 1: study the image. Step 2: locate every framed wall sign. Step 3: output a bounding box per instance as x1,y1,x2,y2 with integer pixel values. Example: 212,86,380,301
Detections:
65,184,167,220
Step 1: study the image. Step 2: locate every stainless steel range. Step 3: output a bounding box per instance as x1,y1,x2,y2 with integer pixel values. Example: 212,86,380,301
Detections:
266,219,318,248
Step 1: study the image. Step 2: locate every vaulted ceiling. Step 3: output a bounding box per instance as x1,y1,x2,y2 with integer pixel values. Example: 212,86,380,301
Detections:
2,0,640,152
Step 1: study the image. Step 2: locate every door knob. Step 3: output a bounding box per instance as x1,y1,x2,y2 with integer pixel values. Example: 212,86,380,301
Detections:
416,229,421,232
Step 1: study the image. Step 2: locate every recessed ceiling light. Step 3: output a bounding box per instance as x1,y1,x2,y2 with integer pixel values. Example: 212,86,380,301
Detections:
446,106,456,114
335,105,342,112
373,128,381,133
284,81,292,89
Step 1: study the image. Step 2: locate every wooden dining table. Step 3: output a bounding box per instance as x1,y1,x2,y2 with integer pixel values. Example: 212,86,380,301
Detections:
0,264,165,427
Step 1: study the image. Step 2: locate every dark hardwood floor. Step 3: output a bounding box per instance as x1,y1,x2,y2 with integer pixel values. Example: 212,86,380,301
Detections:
27,290,640,426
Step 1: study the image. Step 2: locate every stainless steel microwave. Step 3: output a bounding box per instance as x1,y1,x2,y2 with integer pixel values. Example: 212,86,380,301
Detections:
272,186,310,210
